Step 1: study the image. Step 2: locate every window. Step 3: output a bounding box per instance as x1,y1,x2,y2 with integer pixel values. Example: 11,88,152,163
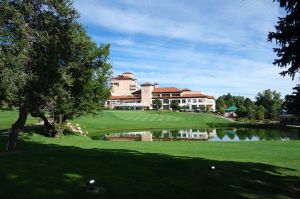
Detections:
130,85,136,90
163,99,169,104
172,93,180,97
162,93,170,97
193,99,197,103
182,99,186,103
192,105,198,109
187,99,191,103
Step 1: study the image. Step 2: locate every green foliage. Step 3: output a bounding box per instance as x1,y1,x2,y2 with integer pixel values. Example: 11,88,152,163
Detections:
268,0,300,79
199,105,206,112
270,104,278,120
257,105,265,120
244,98,254,109
217,94,255,118
246,106,256,119
284,84,300,115
0,0,112,137
237,105,247,118
216,97,225,110
180,105,189,110
219,107,225,115
170,100,179,110
217,94,246,110
152,99,162,110
255,89,281,120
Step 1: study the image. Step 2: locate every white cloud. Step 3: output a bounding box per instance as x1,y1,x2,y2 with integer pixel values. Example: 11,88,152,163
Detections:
75,0,279,46
73,0,296,99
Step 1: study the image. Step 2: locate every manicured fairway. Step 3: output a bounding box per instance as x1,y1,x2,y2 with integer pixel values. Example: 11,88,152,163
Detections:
0,110,37,131
0,110,299,198
72,110,233,136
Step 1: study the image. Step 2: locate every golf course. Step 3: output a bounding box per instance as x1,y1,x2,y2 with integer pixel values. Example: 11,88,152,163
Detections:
0,110,299,199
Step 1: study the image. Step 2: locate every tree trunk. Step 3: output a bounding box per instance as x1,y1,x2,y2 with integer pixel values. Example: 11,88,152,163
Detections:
6,103,28,151
51,114,66,138
41,115,53,130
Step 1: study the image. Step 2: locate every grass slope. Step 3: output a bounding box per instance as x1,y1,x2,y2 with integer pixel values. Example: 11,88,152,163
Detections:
72,110,232,136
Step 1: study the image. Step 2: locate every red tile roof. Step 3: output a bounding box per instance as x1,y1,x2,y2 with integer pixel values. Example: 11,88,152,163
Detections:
181,93,207,98
181,88,191,91
152,87,181,93
141,82,153,86
112,75,134,80
123,72,132,74
109,96,140,100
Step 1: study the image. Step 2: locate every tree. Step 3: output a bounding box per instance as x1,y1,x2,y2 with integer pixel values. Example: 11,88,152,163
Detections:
199,105,206,112
152,99,162,110
32,42,112,138
244,98,254,109
257,105,265,120
225,93,235,107
0,0,112,150
246,106,256,119
243,98,255,119
237,105,247,118
268,0,300,79
255,89,282,119
219,107,225,115
270,104,278,120
216,97,226,111
284,84,300,114
170,100,179,111
234,96,245,108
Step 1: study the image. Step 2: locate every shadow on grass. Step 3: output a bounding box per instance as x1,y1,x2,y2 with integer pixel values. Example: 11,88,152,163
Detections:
0,136,299,199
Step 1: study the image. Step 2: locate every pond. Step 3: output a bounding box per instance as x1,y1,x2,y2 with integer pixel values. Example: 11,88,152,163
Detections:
102,128,300,141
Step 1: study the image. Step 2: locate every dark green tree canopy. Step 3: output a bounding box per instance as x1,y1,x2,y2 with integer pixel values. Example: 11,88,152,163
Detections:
284,84,300,114
0,0,112,149
268,0,300,79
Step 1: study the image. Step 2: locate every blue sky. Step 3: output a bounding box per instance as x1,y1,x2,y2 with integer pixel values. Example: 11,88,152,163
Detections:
74,0,297,99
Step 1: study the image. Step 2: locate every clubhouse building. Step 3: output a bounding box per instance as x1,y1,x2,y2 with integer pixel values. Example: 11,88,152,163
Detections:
105,72,216,111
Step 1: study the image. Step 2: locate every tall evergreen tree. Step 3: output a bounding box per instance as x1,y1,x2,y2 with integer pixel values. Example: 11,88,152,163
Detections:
284,84,300,114
268,0,300,79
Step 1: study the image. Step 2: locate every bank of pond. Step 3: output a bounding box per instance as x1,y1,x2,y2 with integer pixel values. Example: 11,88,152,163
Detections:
100,127,300,142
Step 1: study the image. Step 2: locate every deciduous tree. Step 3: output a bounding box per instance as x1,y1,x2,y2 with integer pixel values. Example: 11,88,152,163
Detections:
255,89,281,119
0,0,112,150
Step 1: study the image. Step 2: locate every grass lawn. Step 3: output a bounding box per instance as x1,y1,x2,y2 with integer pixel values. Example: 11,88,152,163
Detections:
0,110,299,198
0,109,37,131
72,110,233,136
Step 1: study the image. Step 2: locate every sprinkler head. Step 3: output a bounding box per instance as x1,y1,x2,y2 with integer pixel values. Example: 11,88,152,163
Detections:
86,179,95,186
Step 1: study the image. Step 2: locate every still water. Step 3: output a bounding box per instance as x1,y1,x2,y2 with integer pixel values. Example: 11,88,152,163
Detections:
103,128,300,141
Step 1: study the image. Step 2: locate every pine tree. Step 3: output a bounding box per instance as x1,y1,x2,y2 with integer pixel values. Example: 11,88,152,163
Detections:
268,0,300,79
